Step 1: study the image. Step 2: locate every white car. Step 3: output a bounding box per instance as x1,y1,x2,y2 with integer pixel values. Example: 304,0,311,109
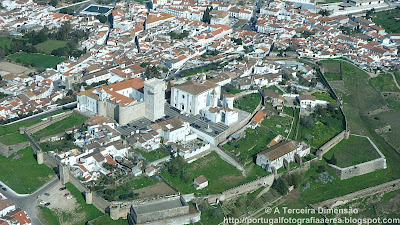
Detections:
39,201,46,205
66,195,72,200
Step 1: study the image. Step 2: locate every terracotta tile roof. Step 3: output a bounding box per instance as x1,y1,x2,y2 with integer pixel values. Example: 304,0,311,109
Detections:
252,110,266,123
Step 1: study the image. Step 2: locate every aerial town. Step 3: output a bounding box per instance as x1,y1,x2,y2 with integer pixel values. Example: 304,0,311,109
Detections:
0,0,399,224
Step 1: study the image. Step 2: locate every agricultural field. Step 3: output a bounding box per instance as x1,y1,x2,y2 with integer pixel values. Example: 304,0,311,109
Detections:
323,135,381,167
369,73,399,92
35,40,69,54
7,53,66,69
223,126,276,163
372,8,400,34
0,146,55,194
39,139,76,152
234,93,261,113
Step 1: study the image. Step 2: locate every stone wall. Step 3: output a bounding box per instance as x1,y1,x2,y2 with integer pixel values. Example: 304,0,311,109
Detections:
316,130,349,159
221,174,274,201
313,179,400,209
117,102,146,126
327,134,387,180
0,141,30,158
328,158,386,180
24,111,73,134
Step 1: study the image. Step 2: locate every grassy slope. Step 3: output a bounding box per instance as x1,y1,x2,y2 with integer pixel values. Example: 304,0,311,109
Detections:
324,135,381,167
35,40,69,54
33,113,87,140
369,73,398,92
0,146,54,194
7,53,66,69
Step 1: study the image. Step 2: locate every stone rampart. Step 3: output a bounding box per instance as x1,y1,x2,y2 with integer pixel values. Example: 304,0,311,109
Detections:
316,130,349,159
0,141,30,157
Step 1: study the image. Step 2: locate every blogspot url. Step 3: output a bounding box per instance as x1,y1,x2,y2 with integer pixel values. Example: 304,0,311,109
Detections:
223,217,400,224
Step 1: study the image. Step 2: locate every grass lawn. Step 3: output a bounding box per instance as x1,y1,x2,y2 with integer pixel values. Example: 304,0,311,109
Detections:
162,151,254,195
138,147,170,162
39,207,60,225
311,92,335,102
39,139,76,152
35,40,69,55
372,8,400,34
0,146,55,194
91,214,127,225
0,36,13,49
288,108,299,140
369,73,399,92
234,93,261,113
33,113,87,140
323,135,380,167
298,113,344,148
7,53,66,69
394,71,400,85
0,133,28,145
221,84,245,95
223,126,276,163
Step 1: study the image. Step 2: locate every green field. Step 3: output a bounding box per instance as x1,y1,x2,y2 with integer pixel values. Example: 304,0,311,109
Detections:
35,40,69,54
234,93,261,113
0,133,29,145
0,36,13,49
369,73,399,92
0,146,55,194
33,113,87,140
324,135,381,167
7,53,66,69
91,215,128,225
138,147,170,162
372,8,400,34
223,126,276,163
311,92,335,102
162,152,267,195
39,207,61,225
320,60,342,80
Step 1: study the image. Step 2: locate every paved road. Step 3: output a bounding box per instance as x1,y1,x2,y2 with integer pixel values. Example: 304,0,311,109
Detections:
0,177,60,225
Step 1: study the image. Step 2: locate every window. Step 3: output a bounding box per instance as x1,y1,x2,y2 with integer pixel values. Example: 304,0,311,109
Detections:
182,95,185,99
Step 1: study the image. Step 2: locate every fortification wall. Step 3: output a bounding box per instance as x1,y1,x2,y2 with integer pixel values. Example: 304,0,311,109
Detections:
329,158,386,180
316,130,348,159
25,111,73,134
222,174,274,200
118,102,146,126
0,141,30,157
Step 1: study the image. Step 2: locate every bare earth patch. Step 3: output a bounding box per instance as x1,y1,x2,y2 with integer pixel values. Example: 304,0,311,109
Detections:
0,61,36,74
134,182,176,198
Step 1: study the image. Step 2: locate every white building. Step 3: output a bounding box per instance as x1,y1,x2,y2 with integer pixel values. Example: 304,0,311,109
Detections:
201,106,238,126
256,141,310,172
171,80,221,115
298,95,328,109
150,117,197,143
193,175,208,190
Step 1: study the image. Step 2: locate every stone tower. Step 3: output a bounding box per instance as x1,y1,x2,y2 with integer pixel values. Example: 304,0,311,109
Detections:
144,78,166,121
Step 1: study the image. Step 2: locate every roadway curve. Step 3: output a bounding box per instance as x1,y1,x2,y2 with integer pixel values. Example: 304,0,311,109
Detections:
0,177,59,225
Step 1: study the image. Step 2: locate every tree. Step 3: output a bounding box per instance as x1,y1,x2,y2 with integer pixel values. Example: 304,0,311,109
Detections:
165,155,186,178
271,177,288,195
300,116,314,128
50,0,58,7
97,14,108,23
202,7,213,24
67,89,73,96
318,9,331,16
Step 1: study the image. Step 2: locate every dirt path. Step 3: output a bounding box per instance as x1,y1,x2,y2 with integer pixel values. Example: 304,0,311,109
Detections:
0,61,36,75
390,72,400,91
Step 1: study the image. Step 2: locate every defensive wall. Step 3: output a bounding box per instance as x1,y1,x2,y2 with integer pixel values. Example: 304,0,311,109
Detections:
313,179,400,209
316,130,350,160
21,111,73,134
0,141,30,158
327,134,387,180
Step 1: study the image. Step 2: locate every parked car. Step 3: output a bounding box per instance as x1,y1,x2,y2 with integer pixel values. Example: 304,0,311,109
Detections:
59,187,66,191
44,203,51,207
0,185,3,188
64,193,70,197
44,193,50,196
37,195,41,199
66,195,72,200
1,188,6,191
39,201,46,205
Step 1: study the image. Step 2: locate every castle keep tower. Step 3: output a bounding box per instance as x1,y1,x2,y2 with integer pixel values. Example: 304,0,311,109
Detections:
144,78,166,121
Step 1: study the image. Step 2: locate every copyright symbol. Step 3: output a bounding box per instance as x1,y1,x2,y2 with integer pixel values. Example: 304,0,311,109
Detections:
265,207,272,214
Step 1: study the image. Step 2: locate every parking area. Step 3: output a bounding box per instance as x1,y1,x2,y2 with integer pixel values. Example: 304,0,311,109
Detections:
36,181,77,212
